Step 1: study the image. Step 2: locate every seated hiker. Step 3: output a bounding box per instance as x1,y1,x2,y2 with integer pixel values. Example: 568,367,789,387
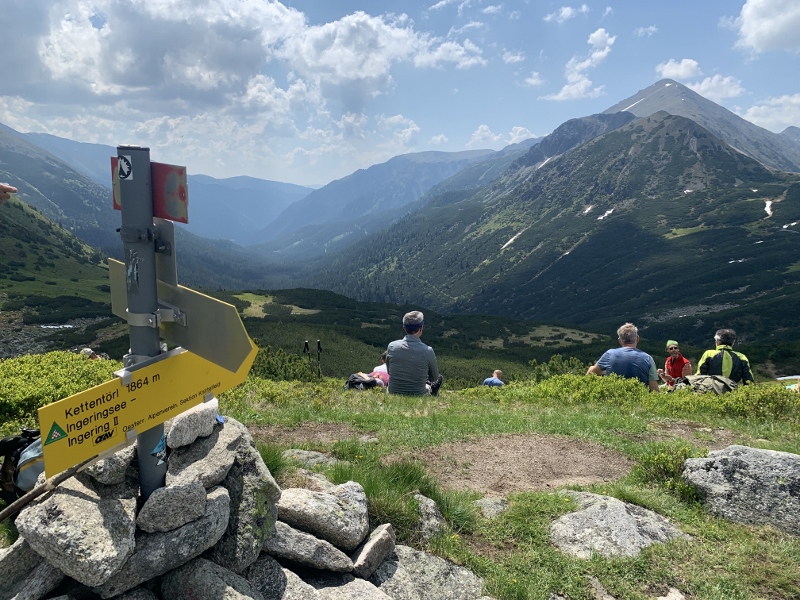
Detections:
587,322,659,392
386,311,443,396
696,328,754,385
483,369,504,387
657,340,692,388
369,351,389,387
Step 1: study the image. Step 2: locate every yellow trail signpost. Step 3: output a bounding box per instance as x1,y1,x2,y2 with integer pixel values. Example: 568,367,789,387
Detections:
38,342,256,477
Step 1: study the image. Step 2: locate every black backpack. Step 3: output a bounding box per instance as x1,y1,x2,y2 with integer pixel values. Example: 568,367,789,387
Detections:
344,372,379,390
0,429,44,504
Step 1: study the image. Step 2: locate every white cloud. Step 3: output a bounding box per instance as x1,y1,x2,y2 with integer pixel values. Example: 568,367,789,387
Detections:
543,4,589,24
508,126,535,144
739,93,800,132
542,28,615,100
656,58,702,79
448,21,484,37
502,50,525,64
415,39,487,69
429,0,458,10
430,134,449,144
634,25,658,37
732,0,800,53
376,113,420,146
523,71,545,87
482,5,503,15
466,124,534,148
602,6,613,18
687,75,745,103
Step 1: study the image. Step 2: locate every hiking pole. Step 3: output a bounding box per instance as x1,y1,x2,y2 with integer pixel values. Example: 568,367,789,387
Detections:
303,340,312,376
316,339,322,379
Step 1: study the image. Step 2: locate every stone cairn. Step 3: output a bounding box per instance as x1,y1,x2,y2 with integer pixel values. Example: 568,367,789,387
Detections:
0,399,491,600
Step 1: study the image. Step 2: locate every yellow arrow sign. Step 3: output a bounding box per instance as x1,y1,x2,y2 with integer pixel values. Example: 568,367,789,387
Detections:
108,259,252,373
38,342,256,477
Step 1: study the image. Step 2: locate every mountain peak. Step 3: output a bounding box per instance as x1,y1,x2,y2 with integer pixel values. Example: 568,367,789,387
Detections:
604,80,800,173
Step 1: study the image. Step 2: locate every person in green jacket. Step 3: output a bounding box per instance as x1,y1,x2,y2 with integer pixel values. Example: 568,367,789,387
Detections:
696,328,754,385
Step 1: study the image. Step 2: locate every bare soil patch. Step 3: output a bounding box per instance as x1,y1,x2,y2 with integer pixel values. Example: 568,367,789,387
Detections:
390,434,633,496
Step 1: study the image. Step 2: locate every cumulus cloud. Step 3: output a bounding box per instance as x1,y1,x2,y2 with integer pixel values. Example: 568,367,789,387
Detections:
430,133,449,144
739,93,800,132
483,5,503,14
687,75,745,103
541,28,615,100
502,50,525,64
466,124,534,149
634,25,658,37
602,6,613,17
656,58,702,79
730,0,800,53
523,71,545,87
543,4,589,24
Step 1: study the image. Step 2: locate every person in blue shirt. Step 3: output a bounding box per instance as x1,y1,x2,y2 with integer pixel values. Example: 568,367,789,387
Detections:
483,370,504,387
587,322,659,391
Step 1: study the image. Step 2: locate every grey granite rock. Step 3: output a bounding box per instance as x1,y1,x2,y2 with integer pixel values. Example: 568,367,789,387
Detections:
15,472,137,587
277,481,368,552
92,486,230,598
203,418,282,573
550,492,689,558
166,397,220,449
161,557,264,600
350,523,396,579
370,544,485,599
683,445,800,535
264,521,353,572
137,479,207,532
0,536,64,600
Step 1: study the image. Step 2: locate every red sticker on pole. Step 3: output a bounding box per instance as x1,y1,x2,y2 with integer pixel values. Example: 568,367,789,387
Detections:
110,157,189,223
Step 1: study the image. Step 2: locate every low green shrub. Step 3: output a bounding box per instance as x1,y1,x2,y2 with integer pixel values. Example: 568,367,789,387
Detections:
631,440,707,502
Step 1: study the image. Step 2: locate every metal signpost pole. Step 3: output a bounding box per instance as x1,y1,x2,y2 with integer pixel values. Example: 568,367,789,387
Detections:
117,145,166,500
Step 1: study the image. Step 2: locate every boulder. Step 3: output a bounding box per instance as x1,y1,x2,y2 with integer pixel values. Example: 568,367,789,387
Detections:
92,486,230,598
136,479,207,532
369,544,485,599
414,493,446,541
305,573,393,599
161,557,264,600
87,444,136,485
277,481,369,552
350,524,396,579
550,492,689,558
283,449,341,468
167,420,237,488
203,418,282,573
263,521,354,572
167,397,220,449
15,472,137,587
682,445,800,535
474,497,509,519
243,554,322,599
0,536,64,600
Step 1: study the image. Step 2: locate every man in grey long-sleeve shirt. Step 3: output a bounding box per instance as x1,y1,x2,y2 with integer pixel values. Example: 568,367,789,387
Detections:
386,311,441,395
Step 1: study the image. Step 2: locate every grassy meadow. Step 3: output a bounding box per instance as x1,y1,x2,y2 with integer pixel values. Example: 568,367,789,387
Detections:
1,347,799,600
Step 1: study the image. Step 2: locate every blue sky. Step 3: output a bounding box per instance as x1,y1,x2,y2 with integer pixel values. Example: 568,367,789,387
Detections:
1,0,798,186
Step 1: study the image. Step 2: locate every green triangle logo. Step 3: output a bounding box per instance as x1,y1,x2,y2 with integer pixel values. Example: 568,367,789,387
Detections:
44,422,68,446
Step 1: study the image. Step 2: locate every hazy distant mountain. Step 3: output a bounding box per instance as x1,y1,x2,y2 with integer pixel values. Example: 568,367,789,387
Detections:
312,111,800,345
255,150,495,245
426,138,539,196
22,131,313,244
604,79,800,173
0,124,119,249
782,126,800,150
